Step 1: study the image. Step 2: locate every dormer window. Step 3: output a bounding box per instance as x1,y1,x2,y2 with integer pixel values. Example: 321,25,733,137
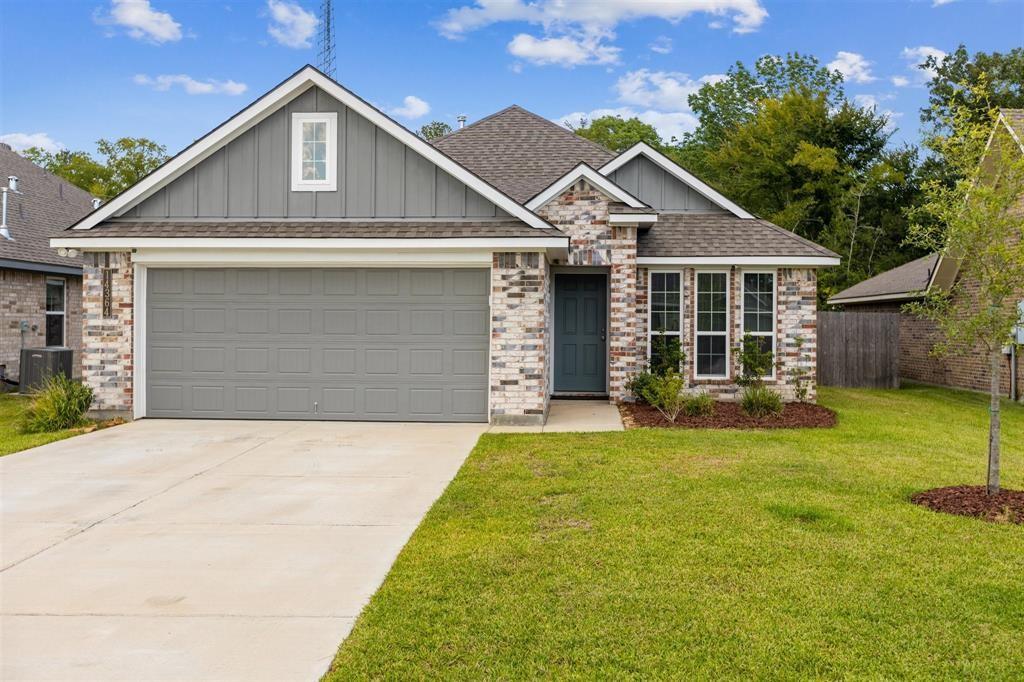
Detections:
291,112,337,192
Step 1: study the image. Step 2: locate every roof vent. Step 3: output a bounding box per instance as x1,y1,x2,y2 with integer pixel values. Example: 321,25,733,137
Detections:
1,175,21,241
457,115,467,129
91,198,102,209
8,176,18,192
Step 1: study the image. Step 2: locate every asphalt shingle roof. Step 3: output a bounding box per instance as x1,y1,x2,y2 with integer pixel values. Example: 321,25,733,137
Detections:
637,214,839,259
0,143,93,270
432,106,616,203
830,253,939,302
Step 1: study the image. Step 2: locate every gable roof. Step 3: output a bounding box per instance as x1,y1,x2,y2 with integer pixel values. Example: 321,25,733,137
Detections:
525,162,649,211
1000,108,1024,151
829,253,940,304
431,105,615,203
0,143,93,273
69,66,553,232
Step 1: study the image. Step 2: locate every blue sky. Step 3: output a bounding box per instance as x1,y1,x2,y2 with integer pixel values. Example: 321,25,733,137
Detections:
2,0,1022,157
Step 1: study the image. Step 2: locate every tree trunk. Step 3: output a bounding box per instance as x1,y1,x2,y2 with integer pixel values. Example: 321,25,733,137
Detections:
988,349,1002,495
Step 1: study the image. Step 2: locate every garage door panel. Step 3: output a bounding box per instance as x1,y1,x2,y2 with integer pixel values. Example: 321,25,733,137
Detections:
147,268,488,422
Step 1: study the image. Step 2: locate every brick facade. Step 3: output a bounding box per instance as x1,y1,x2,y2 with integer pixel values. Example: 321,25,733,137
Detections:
1,268,82,382
82,252,134,416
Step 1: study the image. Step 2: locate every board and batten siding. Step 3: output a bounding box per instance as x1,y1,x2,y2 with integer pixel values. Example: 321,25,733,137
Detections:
608,155,725,213
121,87,508,220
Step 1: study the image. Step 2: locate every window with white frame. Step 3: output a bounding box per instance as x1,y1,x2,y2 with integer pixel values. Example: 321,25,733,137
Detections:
648,272,682,372
291,112,337,192
743,272,776,376
45,277,65,347
695,272,728,377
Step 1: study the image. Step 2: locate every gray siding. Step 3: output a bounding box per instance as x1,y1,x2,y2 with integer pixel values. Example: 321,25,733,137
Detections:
609,156,725,213
120,87,502,220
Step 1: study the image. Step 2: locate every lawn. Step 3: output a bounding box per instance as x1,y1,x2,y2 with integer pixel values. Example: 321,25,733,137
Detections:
0,392,84,456
328,385,1024,680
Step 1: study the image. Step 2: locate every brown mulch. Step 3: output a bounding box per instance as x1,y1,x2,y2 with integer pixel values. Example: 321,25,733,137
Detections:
910,485,1024,524
619,401,837,430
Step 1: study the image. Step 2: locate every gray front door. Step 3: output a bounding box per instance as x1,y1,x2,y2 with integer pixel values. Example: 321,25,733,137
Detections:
146,268,489,422
554,273,607,393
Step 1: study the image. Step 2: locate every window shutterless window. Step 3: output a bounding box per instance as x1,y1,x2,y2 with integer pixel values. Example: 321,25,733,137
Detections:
648,272,682,372
695,271,728,377
45,277,65,347
291,112,337,192
742,272,776,377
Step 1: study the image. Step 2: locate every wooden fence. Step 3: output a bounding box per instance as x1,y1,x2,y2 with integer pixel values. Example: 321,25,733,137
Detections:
817,311,900,388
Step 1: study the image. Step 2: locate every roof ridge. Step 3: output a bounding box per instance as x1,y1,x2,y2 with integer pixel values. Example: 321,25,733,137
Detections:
510,105,616,156
430,105,523,145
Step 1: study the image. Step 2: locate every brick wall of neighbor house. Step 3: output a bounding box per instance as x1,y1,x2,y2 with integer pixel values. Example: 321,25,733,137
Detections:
82,252,133,416
634,266,818,402
536,180,641,401
1,269,82,382
490,252,550,424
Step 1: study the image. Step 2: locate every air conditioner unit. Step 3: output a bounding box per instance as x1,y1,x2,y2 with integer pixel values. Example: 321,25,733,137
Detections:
19,347,73,393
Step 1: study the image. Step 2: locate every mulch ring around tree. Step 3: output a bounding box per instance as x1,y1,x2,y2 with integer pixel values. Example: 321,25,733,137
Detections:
910,485,1024,525
619,401,837,430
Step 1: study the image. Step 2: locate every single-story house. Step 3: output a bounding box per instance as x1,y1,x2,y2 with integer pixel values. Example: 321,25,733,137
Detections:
1,142,94,384
53,65,839,424
830,109,1024,401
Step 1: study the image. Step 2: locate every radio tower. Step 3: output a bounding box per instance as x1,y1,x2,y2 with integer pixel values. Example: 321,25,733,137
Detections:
316,0,336,78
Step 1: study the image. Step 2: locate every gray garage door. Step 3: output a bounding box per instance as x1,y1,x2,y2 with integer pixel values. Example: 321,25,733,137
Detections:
146,268,489,422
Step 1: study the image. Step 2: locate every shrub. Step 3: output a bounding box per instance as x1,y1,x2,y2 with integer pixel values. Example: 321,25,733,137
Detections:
683,391,715,417
20,374,93,434
741,385,783,418
788,335,812,402
736,333,775,388
646,371,686,423
649,333,685,376
625,370,659,405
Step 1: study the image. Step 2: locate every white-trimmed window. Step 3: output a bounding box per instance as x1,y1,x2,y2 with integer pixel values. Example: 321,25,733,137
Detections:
742,271,776,377
695,271,728,377
648,272,682,371
45,277,66,347
291,112,337,192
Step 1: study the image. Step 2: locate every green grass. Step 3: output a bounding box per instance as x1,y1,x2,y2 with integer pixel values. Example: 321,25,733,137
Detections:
328,385,1024,680
0,392,84,456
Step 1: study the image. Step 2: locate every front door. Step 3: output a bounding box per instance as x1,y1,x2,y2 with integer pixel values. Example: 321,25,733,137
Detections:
554,273,607,393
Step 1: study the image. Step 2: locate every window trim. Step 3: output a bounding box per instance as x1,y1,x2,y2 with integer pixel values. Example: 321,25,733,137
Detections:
45,276,66,347
741,269,777,380
290,112,338,192
647,270,683,368
693,269,730,379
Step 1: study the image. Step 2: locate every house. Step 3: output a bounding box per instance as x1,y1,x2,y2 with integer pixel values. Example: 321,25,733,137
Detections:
52,66,839,424
830,109,1024,401
1,142,94,385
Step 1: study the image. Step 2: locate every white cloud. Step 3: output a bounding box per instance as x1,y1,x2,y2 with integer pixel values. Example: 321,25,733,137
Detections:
900,45,947,83
649,36,672,54
389,95,431,120
557,106,698,143
827,51,876,84
97,0,182,43
508,32,619,67
891,75,910,87
266,0,318,48
932,0,957,6
0,132,65,154
133,74,248,95
853,94,880,110
615,69,721,111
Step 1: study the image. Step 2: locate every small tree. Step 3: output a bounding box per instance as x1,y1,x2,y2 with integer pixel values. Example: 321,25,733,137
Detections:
736,333,774,388
906,81,1024,495
418,121,453,141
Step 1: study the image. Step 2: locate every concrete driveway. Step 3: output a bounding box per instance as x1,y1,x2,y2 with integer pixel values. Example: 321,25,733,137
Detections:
0,418,485,681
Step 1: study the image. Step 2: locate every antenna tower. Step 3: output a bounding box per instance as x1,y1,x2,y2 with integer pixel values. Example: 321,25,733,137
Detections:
317,0,336,78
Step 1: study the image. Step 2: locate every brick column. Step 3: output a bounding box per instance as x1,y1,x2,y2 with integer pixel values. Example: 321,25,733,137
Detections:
777,267,817,402
608,225,638,402
490,252,549,425
82,252,134,417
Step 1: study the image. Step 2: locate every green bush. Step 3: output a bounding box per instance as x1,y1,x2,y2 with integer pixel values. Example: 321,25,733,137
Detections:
646,371,687,423
683,391,715,417
741,385,783,418
20,374,93,434
649,333,685,376
736,333,775,388
625,370,659,405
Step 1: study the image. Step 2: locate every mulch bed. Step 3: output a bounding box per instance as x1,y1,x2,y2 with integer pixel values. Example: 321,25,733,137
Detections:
911,485,1024,524
619,401,837,430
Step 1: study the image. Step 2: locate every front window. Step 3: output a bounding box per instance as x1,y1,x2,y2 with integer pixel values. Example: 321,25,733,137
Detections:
291,112,337,192
648,272,681,373
695,272,728,377
45,277,65,347
743,272,776,375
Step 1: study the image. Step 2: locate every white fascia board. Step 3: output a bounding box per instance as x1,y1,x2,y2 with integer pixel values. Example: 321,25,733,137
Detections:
828,291,921,305
599,142,755,220
71,66,551,232
638,256,840,267
525,163,648,211
130,248,495,268
609,213,657,224
51,236,567,250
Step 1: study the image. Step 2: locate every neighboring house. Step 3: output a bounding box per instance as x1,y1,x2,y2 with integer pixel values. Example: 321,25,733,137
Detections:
831,109,1024,401
52,66,838,424
1,142,94,384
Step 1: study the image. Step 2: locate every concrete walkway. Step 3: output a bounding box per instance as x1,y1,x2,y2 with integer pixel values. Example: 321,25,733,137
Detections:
488,399,625,433
0,419,485,681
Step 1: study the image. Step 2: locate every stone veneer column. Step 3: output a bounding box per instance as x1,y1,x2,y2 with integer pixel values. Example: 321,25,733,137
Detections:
490,252,549,425
776,267,818,402
608,225,638,402
82,252,134,417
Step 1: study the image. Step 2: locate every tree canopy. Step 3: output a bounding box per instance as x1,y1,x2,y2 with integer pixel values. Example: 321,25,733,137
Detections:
24,137,168,200
418,121,453,141
567,115,662,153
